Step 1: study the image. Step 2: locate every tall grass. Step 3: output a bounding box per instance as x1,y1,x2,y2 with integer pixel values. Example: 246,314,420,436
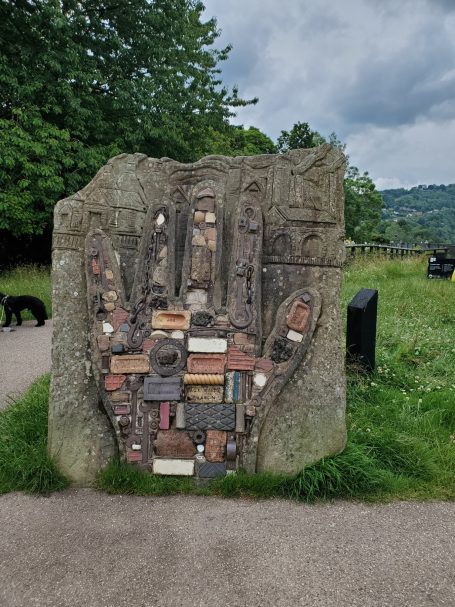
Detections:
0,265,52,319
0,375,68,494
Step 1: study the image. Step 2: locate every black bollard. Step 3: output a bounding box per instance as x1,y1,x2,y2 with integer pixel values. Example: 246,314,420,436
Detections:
346,288,378,371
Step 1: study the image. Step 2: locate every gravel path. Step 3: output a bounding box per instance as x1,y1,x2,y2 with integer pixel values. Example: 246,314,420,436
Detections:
0,491,454,607
0,319,52,409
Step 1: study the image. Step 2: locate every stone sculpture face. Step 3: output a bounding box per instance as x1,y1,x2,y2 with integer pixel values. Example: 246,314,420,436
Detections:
50,146,347,483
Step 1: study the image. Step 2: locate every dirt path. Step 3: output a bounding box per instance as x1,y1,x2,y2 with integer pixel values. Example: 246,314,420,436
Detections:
0,319,52,409
0,491,453,607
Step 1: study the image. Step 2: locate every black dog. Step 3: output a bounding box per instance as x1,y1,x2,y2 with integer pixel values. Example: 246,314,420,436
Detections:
0,292,48,327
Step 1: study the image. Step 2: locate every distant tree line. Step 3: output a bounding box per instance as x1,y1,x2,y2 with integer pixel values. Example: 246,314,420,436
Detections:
0,0,394,263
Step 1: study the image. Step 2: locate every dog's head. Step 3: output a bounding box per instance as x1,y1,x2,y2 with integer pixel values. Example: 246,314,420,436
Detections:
0,292,7,304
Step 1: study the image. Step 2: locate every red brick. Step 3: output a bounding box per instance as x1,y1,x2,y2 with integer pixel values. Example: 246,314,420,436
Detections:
187,353,225,374
255,358,274,372
226,346,256,371
127,451,142,462
104,374,127,391
205,430,227,463
112,307,130,331
142,338,156,353
159,402,170,430
286,300,310,332
155,430,196,457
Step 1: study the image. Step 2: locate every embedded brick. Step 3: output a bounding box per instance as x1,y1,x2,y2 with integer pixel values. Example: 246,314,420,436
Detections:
97,335,110,352
187,353,225,374
188,337,227,353
286,300,310,332
287,329,304,343
153,458,195,476
142,338,156,352
151,310,191,330
255,358,274,372
110,354,150,374
235,404,246,433
127,451,142,462
159,402,170,430
205,430,227,463
227,346,256,370
155,429,196,457
104,374,127,391
112,308,129,331
205,212,216,224
110,391,129,402
112,404,130,415
185,385,224,403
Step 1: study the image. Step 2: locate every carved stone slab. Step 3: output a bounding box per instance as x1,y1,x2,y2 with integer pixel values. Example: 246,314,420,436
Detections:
185,385,224,403
185,404,235,431
143,376,182,401
187,354,225,374
110,354,150,374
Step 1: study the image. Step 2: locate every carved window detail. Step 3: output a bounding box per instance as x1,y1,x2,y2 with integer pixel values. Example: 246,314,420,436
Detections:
301,234,325,258
271,233,291,257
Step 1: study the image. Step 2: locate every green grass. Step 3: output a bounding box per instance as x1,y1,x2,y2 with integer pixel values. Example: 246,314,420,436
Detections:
0,265,51,320
0,375,68,494
2,256,455,500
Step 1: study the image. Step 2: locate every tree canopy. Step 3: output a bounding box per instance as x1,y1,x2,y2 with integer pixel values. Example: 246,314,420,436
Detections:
0,0,254,236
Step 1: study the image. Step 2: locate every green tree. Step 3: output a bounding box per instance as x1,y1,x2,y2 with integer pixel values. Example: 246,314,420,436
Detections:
276,121,322,152
0,0,254,237
201,125,276,157
344,166,383,242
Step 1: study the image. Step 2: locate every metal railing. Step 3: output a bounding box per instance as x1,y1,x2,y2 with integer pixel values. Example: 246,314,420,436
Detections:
345,243,450,257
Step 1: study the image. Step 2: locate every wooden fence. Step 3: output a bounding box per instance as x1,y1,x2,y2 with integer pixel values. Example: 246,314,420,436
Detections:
345,244,450,257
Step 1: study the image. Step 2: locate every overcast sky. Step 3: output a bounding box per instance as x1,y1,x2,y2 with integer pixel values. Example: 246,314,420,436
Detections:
203,0,455,189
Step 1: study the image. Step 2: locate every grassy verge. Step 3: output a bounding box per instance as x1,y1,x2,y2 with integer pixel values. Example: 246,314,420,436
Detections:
0,265,52,320
0,375,68,494
1,256,454,500
98,256,455,501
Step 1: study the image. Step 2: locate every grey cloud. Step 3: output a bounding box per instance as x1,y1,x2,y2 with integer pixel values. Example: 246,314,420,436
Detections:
203,0,455,185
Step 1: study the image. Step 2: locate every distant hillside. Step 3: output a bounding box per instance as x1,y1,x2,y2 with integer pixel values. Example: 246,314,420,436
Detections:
378,183,455,243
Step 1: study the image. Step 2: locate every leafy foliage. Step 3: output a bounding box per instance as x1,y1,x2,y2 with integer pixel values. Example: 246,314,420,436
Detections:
377,184,455,243
201,125,277,156
344,165,383,242
277,121,324,152
0,0,254,236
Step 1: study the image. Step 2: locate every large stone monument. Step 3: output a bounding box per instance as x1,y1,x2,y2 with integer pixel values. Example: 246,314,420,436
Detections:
49,146,347,484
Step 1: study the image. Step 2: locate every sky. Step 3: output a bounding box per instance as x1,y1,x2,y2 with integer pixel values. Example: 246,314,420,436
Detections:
203,0,455,190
